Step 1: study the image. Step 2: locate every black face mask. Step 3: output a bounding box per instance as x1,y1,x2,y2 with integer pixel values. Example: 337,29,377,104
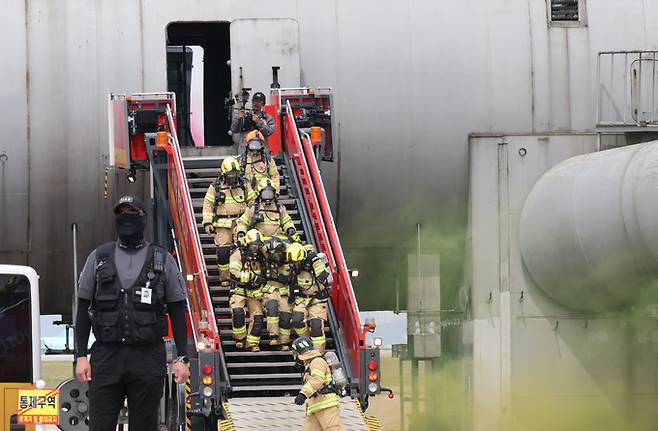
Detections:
225,172,239,187
269,252,284,265
115,213,146,248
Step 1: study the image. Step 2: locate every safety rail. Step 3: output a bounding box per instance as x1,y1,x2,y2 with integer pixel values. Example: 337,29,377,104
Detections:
597,50,658,127
163,106,220,351
281,100,364,378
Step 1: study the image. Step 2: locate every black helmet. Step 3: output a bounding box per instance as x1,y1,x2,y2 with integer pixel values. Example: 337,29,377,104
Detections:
291,336,314,356
252,92,266,103
266,237,288,263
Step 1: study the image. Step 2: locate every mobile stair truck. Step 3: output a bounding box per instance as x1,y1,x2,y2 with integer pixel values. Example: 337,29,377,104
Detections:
52,89,392,431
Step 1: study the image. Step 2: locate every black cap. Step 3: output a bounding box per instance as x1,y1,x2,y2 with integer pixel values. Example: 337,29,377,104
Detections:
252,92,266,102
113,195,147,215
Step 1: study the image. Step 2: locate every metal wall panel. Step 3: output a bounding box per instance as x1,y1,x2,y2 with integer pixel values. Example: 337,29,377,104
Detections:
229,18,301,96
2,0,658,314
0,1,28,263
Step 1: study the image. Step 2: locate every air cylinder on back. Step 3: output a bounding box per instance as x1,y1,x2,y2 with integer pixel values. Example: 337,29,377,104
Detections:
519,141,658,312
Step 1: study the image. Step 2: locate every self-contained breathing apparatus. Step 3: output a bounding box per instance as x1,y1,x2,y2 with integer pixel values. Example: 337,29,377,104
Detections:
212,173,247,214
288,251,332,305
320,351,349,397
230,239,267,295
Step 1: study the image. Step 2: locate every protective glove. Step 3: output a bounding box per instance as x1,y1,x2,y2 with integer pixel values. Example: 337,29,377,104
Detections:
204,224,215,235
294,393,307,406
286,227,300,243
253,275,266,286
236,231,247,246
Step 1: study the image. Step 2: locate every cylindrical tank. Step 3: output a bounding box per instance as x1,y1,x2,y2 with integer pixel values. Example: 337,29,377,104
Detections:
520,141,658,312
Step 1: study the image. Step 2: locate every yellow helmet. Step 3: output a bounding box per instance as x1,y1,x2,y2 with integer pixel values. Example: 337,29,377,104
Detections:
245,229,263,245
256,178,275,193
286,242,307,263
246,130,265,143
221,156,241,174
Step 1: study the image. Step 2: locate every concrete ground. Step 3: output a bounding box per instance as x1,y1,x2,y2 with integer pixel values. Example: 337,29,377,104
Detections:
40,352,403,430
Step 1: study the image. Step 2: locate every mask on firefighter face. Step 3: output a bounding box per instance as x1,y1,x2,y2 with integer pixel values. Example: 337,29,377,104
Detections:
270,251,284,265
248,139,264,153
115,212,146,248
225,171,239,187
260,186,275,205
247,244,260,257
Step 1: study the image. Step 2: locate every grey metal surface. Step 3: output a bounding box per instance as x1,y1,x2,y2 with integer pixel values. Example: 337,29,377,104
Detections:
468,133,658,431
407,253,441,358
229,18,301,97
520,140,658,312
225,397,368,430
2,0,658,315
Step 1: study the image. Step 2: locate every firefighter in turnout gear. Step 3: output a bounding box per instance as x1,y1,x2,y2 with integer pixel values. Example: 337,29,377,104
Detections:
236,178,298,243
237,130,280,192
202,157,255,286
292,336,344,431
229,229,266,351
288,243,332,353
74,196,190,431
262,236,294,350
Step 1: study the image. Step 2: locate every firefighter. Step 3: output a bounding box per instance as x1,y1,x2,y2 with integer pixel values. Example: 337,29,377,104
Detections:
74,195,190,431
292,336,344,431
237,130,280,192
287,243,332,353
228,229,266,352
202,157,255,286
231,91,275,152
262,236,294,350
236,178,298,243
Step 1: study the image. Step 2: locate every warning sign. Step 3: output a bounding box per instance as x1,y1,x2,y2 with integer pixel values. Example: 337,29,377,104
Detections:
17,388,60,425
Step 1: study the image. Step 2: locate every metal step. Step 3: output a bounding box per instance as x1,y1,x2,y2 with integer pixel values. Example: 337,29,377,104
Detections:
226,361,296,368
230,373,300,380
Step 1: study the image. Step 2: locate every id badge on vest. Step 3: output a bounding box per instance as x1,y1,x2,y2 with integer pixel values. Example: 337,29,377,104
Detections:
140,280,153,304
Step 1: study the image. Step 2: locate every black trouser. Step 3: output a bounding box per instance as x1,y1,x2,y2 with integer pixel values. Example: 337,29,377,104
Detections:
89,341,166,431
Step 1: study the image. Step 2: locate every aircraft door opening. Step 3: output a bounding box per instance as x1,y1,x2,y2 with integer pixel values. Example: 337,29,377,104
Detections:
167,22,232,147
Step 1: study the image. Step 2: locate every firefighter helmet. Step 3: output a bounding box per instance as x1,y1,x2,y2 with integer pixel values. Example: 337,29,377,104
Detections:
291,336,314,356
221,156,241,174
245,229,263,246
286,242,307,263
266,236,287,255
246,130,265,143
256,178,274,192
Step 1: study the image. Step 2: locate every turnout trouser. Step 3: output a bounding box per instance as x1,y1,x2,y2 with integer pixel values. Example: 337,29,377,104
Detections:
302,406,344,431
229,293,264,347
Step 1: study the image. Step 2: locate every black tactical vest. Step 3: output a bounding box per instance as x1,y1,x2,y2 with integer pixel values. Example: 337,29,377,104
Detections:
89,242,167,345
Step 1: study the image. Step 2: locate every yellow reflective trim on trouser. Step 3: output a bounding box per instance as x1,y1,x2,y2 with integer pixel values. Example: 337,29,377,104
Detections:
218,263,230,271
306,395,340,414
311,335,326,344
280,328,291,336
247,334,260,344
233,326,246,335
266,316,278,324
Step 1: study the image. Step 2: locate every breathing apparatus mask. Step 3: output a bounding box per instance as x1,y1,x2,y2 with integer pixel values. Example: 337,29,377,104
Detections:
248,139,264,153
224,170,240,187
259,186,276,205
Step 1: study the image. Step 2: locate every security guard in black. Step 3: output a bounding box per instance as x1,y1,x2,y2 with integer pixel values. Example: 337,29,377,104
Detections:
74,196,190,431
